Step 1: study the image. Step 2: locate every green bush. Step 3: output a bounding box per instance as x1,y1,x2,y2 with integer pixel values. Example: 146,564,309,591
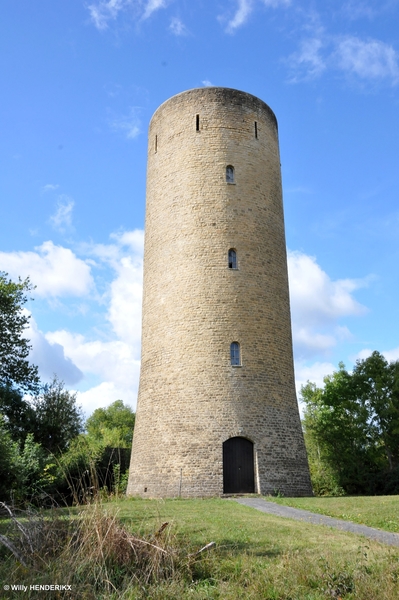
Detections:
55,436,131,504
0,418,57,503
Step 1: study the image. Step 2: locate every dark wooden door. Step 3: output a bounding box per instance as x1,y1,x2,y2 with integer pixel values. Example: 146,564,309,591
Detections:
223,437,255,494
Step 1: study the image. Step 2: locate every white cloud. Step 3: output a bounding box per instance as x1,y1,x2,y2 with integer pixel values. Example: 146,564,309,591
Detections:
355,346,399,363
169,17,188,36
288,36,327,81
294,360,336,415
0,241,94,298
294,361,335,417
382,347,399,362
222,0,290,33
108,255,143,344
335,36,399,83
202,80,214,87
293,328,337,354
293,325,353,356
225,0,254,33
288,251,367,324
354,347,374,361
90,229,144,345
87,228,144,268
288,250,368,358
288,15,399,86
295,361,336,391
41,184,59,193
27,315,83,385
45,331,137,379
261,0,290,6
113,229,144,253
87,0,167,30
76,382,136,416
46,330,140,414
87,0,292,35
87,0,130,31
38,229,144,413
341,1,381,21
142,0,168,21
109,107,141,139
49,195,75,232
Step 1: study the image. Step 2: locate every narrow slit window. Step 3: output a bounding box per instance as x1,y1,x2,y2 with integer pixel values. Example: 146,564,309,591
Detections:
254,121,258,139
226,165,235,183
230,342,241,366
155,135,158,153
196,114,200,131
228,249,237,269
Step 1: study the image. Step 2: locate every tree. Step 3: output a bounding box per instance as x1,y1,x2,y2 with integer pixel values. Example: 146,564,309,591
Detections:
10,433,54,502
301,352,399,495
301,383,345,497
30,376,84,454
0,272,39,392
303,367,376,494
351,351,399,472
56,401,135,502
0,417,56,502
0,383,36,443
86,400,135,448
0,415,19,499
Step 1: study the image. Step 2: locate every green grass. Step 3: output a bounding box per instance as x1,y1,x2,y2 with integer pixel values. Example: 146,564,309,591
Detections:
266,495,399,533
111,497,399,598
1,497,399,599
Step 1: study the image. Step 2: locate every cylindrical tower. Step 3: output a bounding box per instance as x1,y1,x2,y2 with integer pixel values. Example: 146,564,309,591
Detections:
127,87,312,498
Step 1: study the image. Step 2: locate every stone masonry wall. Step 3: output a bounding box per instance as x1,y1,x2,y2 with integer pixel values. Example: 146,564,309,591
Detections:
127,87,312,498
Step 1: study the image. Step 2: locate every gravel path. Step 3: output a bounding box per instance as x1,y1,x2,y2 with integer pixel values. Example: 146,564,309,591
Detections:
234,497,399,547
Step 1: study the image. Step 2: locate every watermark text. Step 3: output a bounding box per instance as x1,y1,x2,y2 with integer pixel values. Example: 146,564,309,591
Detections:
3,584,72,592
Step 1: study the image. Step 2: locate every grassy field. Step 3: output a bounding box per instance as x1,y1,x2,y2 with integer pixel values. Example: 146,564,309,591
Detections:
266,495,399,533
104,497,399,598
1,497,399,599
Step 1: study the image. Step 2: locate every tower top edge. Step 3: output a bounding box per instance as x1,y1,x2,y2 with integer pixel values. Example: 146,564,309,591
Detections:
150,87,278,128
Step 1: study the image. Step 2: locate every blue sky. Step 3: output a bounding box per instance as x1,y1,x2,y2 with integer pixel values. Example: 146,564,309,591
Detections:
1,0,399,415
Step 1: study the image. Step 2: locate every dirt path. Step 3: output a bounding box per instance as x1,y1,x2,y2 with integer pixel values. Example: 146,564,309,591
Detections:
234,497,399,547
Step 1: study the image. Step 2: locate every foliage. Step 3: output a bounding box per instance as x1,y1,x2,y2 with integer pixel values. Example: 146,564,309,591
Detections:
0,417,19,500
0,394,132,504
112,462,130,496
29,376,84,455
0,418,57,503
86,400,135,448
0,383,36,443
302,419,345,497
56,435,105,503
82,400,134,498
0,272,39,392
11,434,56,502
56,435,131,503
301,351,399,495
352,351,399,471
0,376,84,502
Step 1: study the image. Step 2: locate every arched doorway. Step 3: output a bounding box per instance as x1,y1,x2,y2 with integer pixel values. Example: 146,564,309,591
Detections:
223,437,255,494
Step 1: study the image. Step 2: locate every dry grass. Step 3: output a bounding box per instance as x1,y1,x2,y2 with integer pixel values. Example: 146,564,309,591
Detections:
0,501,214,599
0,501,70,568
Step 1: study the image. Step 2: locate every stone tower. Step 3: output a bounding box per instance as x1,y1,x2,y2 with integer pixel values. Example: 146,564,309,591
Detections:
127,87,312,498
